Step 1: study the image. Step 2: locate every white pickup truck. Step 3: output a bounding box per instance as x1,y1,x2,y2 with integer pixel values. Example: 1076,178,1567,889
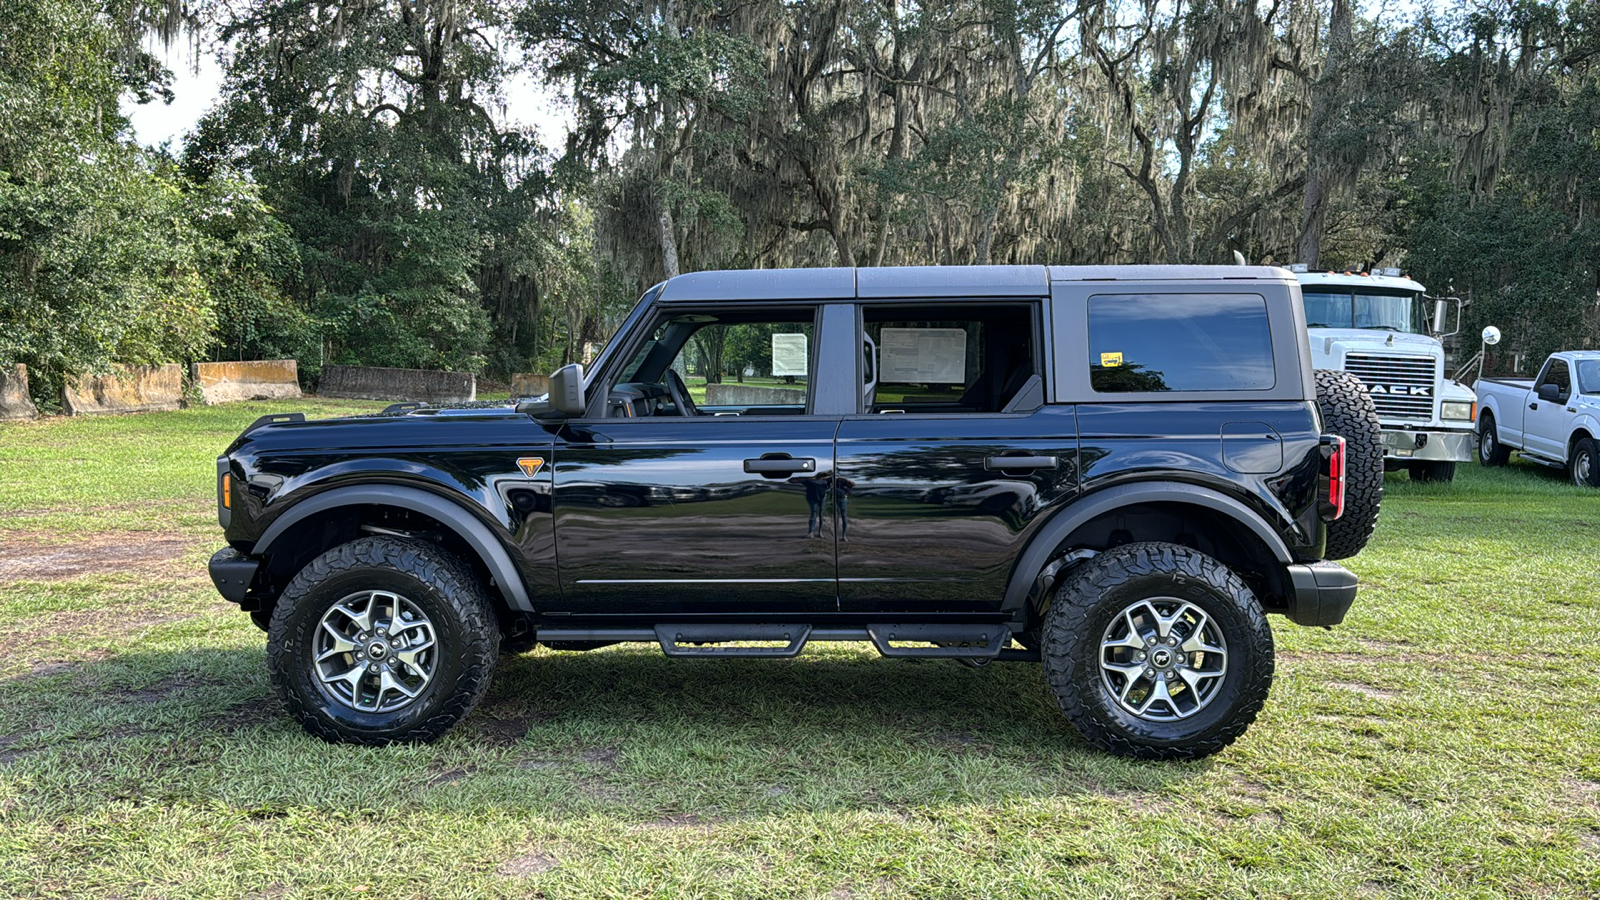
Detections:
1475,350,1600,486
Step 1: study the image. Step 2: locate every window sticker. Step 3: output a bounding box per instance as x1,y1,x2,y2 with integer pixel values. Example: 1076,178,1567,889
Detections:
770,333,809,376
1100,351,1123,368
880,327,967,383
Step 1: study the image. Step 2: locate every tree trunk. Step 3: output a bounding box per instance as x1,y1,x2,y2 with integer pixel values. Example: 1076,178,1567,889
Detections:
1296,0,1353,267
657,204,681,279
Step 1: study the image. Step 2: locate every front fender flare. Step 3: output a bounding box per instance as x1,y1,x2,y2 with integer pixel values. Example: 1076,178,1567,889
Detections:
254,484,533,612
1000,481,1294,615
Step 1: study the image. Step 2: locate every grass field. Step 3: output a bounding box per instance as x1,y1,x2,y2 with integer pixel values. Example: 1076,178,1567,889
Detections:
1,401,1597,898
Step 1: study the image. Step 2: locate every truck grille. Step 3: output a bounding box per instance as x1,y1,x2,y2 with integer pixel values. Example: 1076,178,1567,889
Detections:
1344,353,1437,421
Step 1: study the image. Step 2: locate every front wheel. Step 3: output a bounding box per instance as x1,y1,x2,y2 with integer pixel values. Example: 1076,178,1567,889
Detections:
1041,543,1274,760
1571,437,1599,488
1478,412,1510,466
267,537,500,745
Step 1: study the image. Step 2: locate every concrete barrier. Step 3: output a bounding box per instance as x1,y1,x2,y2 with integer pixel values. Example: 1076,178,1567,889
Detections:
319,365,476,403
1,364,38,420
510,373,549,397
192,360,302,404
63,363,183,415
704,383,807,406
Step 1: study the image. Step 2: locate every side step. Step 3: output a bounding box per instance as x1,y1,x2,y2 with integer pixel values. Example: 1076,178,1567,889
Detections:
534,623,1034,660
654,624,811,658
866,624,1012,660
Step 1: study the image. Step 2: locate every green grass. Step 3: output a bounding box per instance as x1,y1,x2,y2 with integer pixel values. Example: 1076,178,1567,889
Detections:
1,406,1598,897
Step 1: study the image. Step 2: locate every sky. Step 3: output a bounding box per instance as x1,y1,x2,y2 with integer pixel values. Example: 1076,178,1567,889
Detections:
124,37,575,151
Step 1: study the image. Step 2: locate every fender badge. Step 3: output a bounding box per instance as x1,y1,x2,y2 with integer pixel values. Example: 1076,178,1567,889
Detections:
516,457,546,476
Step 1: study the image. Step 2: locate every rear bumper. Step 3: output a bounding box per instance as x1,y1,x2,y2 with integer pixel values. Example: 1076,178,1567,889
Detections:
1284,561,1359,627
208,547,260,605
1381,427,1474,462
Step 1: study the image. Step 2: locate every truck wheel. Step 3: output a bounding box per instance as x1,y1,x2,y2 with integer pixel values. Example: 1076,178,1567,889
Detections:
1315,369,1383,560
1407,461,1456,483
1570,437,1599,488
1478,412,1510,467
1040,543,1273,761
267,536,499,745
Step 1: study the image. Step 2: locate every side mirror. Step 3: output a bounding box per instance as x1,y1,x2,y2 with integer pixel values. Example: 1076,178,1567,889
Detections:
1481,325,1501,346
515,363,586,417
1538,383,1562,402
549,363,586,416
1432,298,1448,334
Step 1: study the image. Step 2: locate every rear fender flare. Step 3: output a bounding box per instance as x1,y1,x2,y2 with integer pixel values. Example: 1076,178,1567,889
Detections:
1001,481,1294,615
254,484,533,612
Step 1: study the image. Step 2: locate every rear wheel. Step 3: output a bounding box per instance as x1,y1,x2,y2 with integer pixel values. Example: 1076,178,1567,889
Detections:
1478,412,1510,466
1570,437,1599,488
1407,461,1456,483
1041,543,1274,760
1315,370,1383,560
268,536,499,745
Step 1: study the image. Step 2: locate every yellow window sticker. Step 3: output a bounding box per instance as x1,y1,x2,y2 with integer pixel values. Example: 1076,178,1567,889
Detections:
1100,352,1123,368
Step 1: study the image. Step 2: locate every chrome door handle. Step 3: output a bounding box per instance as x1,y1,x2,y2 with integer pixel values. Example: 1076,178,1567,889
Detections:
984,455,1058,471
743,456,815,476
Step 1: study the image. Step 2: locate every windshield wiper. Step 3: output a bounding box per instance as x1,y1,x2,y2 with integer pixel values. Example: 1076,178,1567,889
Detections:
1357,325,1404,332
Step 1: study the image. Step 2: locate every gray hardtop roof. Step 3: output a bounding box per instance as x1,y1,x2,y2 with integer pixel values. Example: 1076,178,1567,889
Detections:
654,264,1294,303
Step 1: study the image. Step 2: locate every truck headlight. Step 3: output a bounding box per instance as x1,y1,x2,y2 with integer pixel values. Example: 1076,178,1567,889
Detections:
1441,401,1475,421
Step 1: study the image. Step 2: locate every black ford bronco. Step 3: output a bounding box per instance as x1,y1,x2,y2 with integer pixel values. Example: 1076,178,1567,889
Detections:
209,265,1383,759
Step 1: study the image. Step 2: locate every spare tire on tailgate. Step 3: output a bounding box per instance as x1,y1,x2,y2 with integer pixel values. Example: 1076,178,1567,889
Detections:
1315,369,1383,560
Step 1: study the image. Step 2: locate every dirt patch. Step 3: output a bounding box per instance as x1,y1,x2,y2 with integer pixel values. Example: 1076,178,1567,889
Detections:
497,851,559,877
1329,681,1398,701
214,698,279,733
0,532,196,584
115,675,207,704
471,715,532,747
580,747,619,766
641,812,716,829
1560,778,1600,812
428,766,477,786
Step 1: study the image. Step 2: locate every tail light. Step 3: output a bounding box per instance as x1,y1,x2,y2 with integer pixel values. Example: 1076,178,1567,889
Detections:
1321,435,1346,521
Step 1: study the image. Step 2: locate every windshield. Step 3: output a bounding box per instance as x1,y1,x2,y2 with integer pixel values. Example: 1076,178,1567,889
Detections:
1303,289,1424,334
1577,359,1600,394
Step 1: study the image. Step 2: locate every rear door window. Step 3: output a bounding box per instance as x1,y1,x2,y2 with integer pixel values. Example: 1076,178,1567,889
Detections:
1088,294,1274,393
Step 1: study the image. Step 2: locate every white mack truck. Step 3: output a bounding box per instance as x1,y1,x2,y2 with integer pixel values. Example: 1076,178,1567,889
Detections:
1293,266,1478,482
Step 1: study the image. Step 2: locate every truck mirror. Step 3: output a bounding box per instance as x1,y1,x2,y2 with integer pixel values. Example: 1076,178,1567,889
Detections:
549,363,587,416
1481,326,1501,346
1537,383,1562,403
1432,299,1448,334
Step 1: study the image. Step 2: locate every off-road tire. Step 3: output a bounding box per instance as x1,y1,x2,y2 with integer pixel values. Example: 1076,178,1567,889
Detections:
1407,461,1456,483
1041,543,1274,760
1570,437,1599,488
1478,412,1510,467
267,536,499,745
1315,369,1383,560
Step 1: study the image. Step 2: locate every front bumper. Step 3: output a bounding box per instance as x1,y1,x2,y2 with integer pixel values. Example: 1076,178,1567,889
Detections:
209,547,260,606
1381,427,1474,463
1285,561,1359,627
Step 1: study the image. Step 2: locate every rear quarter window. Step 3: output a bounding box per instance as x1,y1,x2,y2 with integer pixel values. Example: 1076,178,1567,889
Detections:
1088,293,1275,393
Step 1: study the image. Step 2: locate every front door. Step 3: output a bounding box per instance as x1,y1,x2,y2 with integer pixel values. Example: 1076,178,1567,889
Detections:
550,304,848,614
1525,358,1572,460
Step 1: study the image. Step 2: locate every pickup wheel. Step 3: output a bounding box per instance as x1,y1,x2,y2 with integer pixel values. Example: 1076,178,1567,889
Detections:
1478,411,1511,467
1041,542,1273,761
267,536,499,745
1571,437,1599,488
1315,369,1383,560
1407,461,1456,483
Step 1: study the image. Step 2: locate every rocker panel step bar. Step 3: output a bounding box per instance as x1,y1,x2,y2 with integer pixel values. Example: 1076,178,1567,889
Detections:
534,624,1033,660
866,623,1012,659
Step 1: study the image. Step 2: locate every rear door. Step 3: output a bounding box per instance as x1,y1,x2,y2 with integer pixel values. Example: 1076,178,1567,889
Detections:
833,299,1079,613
